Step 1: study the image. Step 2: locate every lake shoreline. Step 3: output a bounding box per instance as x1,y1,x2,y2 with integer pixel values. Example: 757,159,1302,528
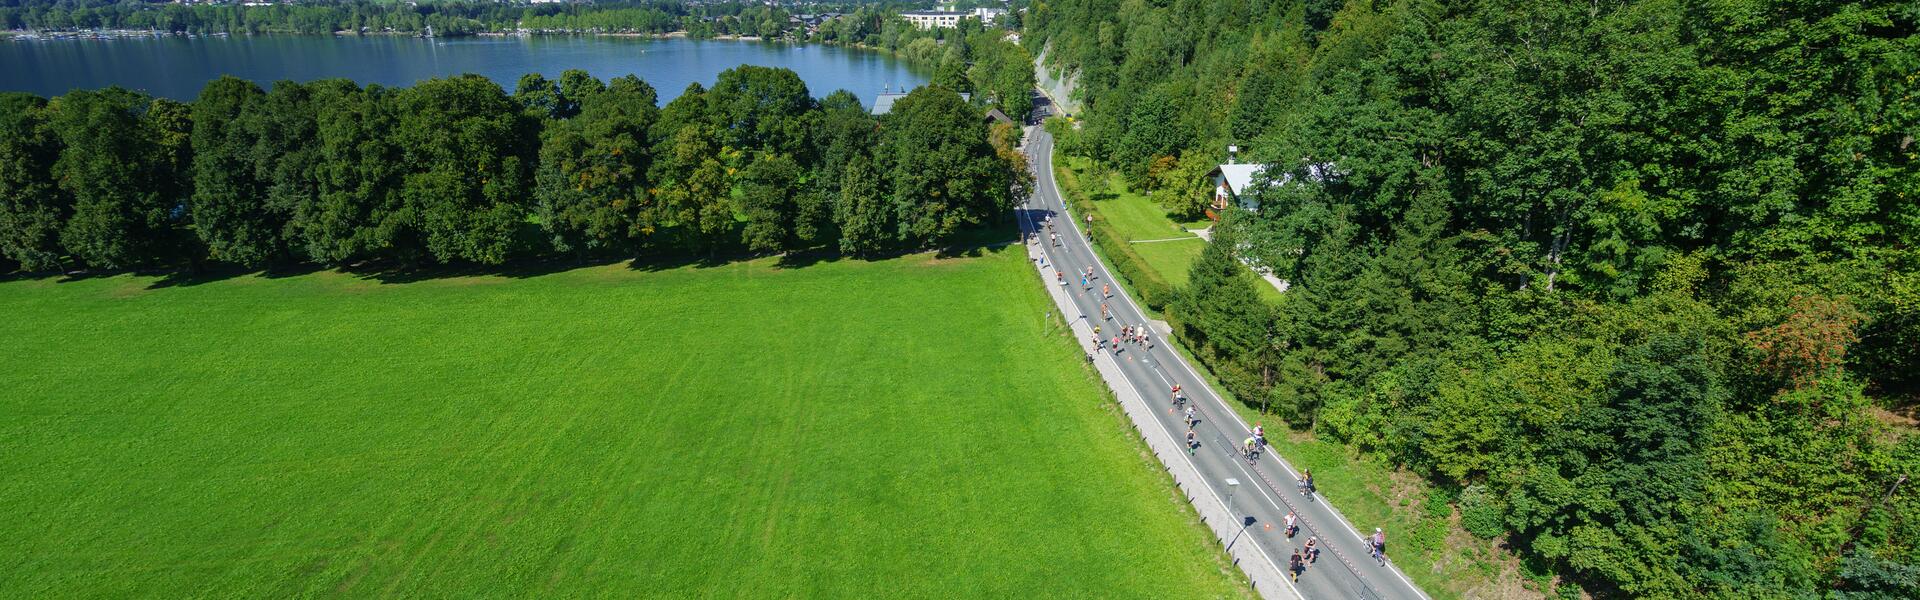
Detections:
2,28,788,42
1,32,928,102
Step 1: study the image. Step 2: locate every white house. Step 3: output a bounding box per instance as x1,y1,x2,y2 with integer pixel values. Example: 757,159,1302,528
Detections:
1208,160,1339,219
900,8,1006,29
1212,163,1268,215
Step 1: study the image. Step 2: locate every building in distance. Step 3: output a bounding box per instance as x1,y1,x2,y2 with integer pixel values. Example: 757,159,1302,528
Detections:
899,7,1006,29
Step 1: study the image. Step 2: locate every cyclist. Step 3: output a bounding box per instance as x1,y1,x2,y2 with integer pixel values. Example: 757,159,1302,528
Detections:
1253,424,1266,448
1242,437,1256,459
1297,468,1315,496
1369,528,1387,565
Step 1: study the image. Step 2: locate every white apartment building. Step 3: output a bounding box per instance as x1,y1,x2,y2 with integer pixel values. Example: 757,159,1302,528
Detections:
900,7,1006,29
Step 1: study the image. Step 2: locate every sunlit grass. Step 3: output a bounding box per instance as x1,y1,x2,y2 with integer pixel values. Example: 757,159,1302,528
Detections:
0,247,1250,597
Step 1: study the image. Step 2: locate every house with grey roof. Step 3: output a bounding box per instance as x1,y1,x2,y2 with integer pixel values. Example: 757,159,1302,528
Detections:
1207,160,1339,219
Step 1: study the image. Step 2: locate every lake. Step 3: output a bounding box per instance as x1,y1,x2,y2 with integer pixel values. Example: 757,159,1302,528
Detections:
0,34,928,102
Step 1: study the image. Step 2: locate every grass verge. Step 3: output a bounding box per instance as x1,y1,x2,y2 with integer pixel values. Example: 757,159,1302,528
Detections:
1160,339,1539,600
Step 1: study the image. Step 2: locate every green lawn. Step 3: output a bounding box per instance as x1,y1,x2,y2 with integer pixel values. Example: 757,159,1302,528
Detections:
1060,156,1211,244
1130,238,1209,289
0,248,1251,598
1055,155,1286,305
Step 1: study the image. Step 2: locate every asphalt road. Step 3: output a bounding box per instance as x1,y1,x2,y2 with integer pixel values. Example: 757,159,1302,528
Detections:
1016,118,1430,600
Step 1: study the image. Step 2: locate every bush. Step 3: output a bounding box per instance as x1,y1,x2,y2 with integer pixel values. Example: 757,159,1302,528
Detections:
1458,484,1506,539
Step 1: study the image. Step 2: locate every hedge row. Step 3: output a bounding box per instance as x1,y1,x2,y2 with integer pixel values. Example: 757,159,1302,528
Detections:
1053,160,1177,311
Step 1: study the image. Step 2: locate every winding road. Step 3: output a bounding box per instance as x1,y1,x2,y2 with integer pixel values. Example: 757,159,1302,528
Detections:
1016,107,1430,600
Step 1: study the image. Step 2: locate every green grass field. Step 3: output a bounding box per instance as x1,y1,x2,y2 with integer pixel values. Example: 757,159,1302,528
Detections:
1059,157,1210,245
1130,239,1209,289
0,248,1251,597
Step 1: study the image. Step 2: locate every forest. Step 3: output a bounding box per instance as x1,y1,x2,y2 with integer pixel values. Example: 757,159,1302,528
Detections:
0,66,1028,272
1029,0,1918,597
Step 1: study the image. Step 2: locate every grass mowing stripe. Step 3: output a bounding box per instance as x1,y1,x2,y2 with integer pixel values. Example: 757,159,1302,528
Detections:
1,248,1249,598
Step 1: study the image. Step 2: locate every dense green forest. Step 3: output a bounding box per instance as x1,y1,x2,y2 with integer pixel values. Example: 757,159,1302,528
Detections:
1030,0,1918,597
0,0,817,37
0,67,1026,271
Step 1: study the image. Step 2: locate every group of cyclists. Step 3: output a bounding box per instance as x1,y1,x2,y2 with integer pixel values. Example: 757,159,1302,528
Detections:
1036,207,1401,580
1287,536,1323,581
1241,423,1270,462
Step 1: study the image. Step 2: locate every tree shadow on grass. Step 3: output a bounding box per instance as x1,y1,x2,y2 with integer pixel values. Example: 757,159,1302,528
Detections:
0,265,246,290
0,269,77,285
823,221,1023,264
773,248,837,270
144,261,331,290
9,221,1028,287
348,254,631,284
625,251,733,273
144,267,251,290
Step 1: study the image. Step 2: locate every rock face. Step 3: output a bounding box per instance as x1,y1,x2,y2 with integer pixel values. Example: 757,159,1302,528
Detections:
1034,44,1080,117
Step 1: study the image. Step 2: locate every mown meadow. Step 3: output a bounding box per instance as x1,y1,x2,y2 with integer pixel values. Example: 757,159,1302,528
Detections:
0,247,1250,597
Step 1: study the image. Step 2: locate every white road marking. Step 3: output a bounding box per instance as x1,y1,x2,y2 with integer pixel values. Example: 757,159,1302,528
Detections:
1026,129,1429,600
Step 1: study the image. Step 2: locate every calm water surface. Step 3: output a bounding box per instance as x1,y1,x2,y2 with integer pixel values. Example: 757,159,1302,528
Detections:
0,35,927,101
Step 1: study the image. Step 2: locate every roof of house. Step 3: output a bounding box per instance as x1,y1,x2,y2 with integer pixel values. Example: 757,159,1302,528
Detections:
1217,163,1269,196
984,108,1014,125
1218,161,1340,196
871,91,972,115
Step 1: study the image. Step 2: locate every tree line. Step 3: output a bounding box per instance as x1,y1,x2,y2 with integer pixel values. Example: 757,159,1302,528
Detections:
1032,0,1918,596
0,66,1028,273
